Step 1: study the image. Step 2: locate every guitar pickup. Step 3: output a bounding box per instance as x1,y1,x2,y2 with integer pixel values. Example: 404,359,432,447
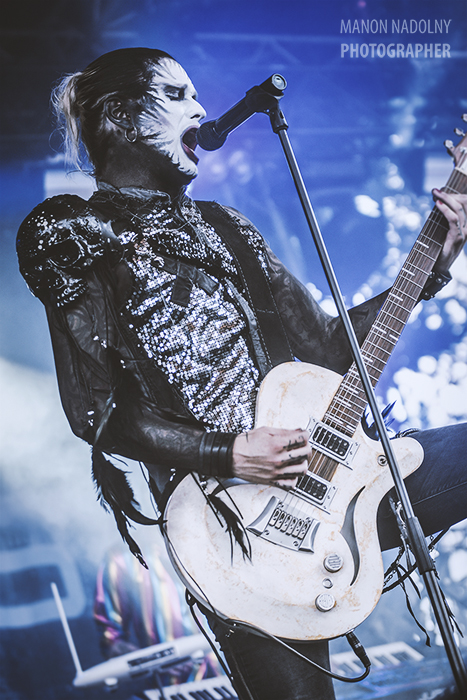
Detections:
308,418,359,468
295,472,337,512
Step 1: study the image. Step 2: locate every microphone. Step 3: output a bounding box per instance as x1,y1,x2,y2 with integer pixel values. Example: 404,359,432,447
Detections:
196,74,287,151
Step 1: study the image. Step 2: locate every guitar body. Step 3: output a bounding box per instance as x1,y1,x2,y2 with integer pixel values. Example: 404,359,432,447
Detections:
163,131,467,641
164,362,424,641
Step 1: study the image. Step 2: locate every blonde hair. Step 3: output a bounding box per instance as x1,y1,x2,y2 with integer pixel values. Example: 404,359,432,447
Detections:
51,72,85,171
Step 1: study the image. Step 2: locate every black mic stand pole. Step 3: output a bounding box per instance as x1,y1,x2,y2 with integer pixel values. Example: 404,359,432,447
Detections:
262,97,467,694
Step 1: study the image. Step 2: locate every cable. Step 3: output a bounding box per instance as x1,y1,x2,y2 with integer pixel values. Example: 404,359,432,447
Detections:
216,617,371,684
186,586,371,685
165,515,371,685
185,590,234,681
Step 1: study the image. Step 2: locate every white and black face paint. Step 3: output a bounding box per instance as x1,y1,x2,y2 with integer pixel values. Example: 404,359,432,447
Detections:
136,59,206,179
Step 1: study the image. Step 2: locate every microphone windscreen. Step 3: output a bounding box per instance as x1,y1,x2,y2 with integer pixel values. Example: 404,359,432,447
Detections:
196,122,228,151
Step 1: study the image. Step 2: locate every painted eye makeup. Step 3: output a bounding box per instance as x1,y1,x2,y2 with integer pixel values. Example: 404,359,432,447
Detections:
165,86,185,101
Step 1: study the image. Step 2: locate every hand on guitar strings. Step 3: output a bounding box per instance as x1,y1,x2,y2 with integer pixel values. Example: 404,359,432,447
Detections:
231,426,311,489
432,189,467,273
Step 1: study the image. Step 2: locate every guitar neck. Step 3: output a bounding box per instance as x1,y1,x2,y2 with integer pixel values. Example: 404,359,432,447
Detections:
325,159,467,436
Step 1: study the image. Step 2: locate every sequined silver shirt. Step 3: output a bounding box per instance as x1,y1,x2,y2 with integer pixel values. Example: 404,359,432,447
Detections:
109,187,268,433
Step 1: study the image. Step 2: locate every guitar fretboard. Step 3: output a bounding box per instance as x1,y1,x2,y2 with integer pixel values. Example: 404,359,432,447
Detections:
304,148,467,482
327,210,448,435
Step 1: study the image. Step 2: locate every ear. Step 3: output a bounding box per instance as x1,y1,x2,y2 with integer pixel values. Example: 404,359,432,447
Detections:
104,98,133,129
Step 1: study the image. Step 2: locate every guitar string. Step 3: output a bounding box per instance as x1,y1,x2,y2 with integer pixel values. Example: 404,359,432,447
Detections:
306,160,466,460
273,150,467,559
323,206,452,433
301,159,467,484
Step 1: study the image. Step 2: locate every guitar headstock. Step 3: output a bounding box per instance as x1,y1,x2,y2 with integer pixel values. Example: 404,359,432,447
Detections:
445,115,467,175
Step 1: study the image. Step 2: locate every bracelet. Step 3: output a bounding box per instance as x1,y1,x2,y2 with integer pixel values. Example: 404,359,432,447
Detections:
199,431,236,478
420,269,452,301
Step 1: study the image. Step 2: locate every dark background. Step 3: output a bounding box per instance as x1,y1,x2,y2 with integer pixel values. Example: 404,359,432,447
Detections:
1,1,467,698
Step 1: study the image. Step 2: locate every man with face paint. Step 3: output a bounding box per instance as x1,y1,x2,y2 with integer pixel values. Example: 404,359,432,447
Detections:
102,59,206,193
16,48,467,700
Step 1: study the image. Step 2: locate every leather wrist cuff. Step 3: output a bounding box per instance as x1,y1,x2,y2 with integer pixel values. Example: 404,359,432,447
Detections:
199,431,237,478
420,269,452,301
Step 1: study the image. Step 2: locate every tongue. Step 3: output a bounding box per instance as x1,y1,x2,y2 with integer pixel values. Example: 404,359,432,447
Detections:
182,131,199,163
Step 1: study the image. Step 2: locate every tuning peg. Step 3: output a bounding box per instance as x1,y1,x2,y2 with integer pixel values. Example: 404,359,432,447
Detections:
462,114,467,123
454,127,466,137
444,139,454,149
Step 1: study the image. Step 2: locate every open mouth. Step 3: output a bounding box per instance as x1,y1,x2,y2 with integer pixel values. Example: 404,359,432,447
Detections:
181,127,199,164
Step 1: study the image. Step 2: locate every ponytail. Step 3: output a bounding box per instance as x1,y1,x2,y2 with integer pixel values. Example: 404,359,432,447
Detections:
51,72,84,171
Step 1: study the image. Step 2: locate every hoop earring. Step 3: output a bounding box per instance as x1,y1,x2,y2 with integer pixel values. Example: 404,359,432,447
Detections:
125,127,138,143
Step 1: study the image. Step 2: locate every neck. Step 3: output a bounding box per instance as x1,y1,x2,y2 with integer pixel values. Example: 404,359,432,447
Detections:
98,143,191,199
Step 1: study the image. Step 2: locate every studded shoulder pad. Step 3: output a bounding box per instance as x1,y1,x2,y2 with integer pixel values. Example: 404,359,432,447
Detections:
17,194,107,306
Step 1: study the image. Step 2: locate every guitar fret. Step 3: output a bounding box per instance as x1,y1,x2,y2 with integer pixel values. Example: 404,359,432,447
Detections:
377,311,412,327
385,305,416,318
335,387,366,403
363,345,392,358
377,309,409,325
404,262,433,275
321,154,467,437
327,397,363,415
330,393,365,410
389,279,422,292
325,404,362,423
335,392,358,408
327,401,364,422
367,327,397,340
340,385,360,395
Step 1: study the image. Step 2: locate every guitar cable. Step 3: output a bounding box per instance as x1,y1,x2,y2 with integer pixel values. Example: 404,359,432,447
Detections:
209,614,371,684
184,586,372,685
163,500,372,686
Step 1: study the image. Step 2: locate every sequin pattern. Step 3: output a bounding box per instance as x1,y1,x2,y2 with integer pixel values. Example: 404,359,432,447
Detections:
17,195,105,305
114,191,267,433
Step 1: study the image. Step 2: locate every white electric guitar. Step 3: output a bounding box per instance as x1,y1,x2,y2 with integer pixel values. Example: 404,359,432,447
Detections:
163,129,467,642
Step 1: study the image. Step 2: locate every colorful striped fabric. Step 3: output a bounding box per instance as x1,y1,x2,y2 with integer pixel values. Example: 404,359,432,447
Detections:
93,537,220,683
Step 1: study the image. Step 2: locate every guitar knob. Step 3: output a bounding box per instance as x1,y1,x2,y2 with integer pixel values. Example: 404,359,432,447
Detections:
324,553,344,572
454,128,465,137
315,593,336,612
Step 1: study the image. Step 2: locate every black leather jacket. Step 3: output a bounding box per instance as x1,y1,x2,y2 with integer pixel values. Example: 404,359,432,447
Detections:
17,192,388,502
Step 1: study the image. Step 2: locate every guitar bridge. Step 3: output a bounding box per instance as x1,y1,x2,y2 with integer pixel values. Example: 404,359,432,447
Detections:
247,496,320,552
308,418,359,468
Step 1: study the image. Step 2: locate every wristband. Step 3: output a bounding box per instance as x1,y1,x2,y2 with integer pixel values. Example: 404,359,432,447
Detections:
199,431,236,478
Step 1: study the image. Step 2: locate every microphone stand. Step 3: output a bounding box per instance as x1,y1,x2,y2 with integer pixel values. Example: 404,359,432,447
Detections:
249,84,467,694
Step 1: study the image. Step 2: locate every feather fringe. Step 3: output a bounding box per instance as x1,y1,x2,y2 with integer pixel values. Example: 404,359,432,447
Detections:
208,491,252,562
92,447,158,568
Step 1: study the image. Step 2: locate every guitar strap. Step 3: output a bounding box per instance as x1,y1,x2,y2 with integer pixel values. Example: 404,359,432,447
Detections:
196,201,294,377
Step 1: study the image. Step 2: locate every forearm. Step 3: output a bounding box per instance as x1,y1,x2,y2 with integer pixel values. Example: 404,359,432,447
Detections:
99,398,236,478
266,245,388,374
